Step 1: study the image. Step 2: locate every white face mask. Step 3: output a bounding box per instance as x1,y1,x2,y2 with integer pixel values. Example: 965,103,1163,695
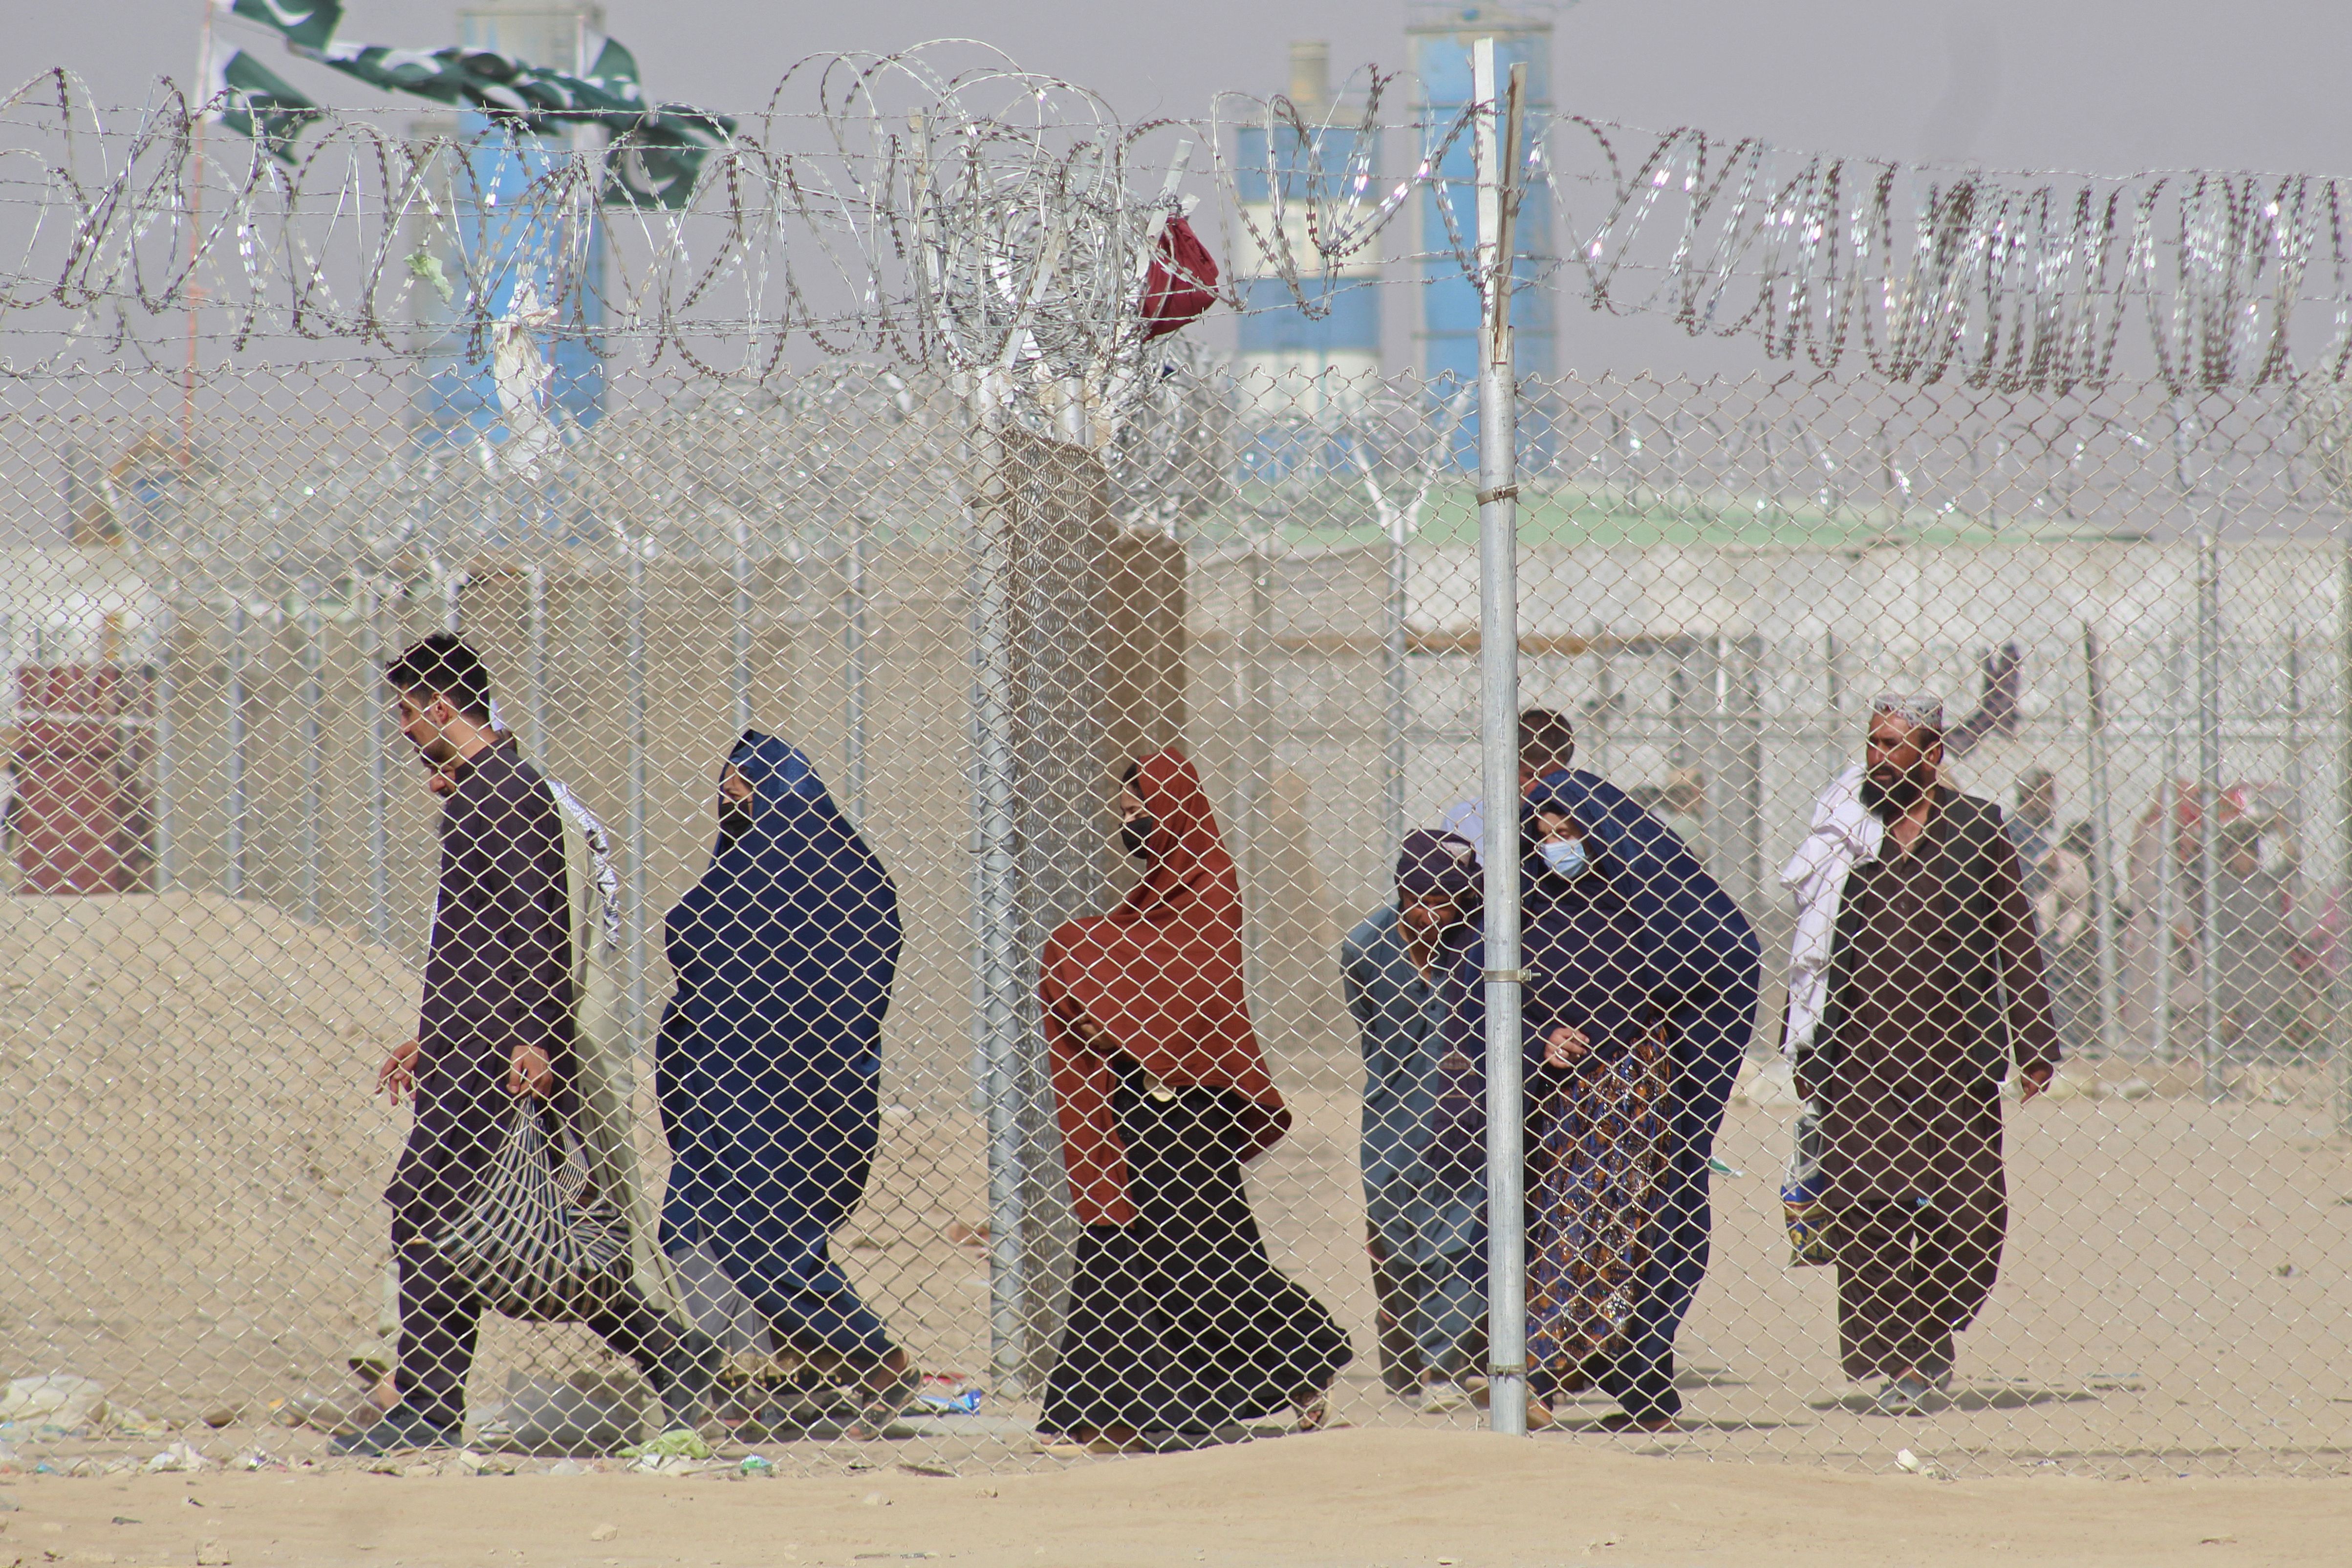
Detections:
1538,838,1590,879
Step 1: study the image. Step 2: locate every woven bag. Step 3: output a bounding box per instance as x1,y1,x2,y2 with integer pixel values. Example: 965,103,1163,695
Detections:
433,1098,633,1323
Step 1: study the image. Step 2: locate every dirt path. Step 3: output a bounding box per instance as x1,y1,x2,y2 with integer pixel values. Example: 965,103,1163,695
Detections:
1,1429,2343,1568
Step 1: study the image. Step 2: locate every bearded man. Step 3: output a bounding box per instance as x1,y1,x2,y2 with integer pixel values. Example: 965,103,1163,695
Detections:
1781,694,2059,1416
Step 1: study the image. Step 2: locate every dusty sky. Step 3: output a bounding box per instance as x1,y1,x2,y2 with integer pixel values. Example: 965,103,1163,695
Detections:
15,0,2352,373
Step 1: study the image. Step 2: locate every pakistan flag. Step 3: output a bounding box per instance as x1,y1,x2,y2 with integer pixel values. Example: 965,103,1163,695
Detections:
210,49,321,165
220,0,732,208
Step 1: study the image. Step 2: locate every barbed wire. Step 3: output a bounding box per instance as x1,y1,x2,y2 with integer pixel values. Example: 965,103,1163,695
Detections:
0,48,1213,437
14,54,2352,404
1551,120,2352,394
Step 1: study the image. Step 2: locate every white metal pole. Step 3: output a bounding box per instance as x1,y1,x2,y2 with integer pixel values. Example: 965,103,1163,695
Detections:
731,516,755,738
151,589,176,894
967,434,1027,1392
222,599,247,900
626,545,648,1054
2337,544,2352,1135
2085,623,2123,1058
2197,530,2225,1101
363,576,390,948
1242,530,1272,997
526,562,549,762
2286,626,2309,918
844,511,870,822
299,600,324,924
1474,39,1529,1439
1385,497,1411,858
2155,642,2180,1063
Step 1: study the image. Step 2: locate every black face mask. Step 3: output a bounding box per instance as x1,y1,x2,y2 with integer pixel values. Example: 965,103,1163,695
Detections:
1119,814,1156,859
718,796,754,843
1860,764,1935,819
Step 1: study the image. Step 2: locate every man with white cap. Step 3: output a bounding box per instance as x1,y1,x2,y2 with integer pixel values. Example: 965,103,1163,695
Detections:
1783,692,2059,1416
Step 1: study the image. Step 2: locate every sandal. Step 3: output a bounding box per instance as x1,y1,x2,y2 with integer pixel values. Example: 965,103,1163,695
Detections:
844,1352,919,1440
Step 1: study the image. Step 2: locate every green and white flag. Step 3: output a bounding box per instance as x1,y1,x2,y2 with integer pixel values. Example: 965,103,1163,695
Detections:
226,0,728,207
292,37,637,121
212,48,322,165
224,0,340,52
603,106,736,209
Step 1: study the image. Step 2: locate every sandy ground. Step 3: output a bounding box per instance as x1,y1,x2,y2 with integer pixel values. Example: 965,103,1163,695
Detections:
7,894,2350,1477
0,895,414,1417
824,1065,2352,1475
1,1428,2346,1568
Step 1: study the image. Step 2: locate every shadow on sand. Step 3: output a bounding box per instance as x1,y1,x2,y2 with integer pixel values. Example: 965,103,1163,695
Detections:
1806,1382,2129,1416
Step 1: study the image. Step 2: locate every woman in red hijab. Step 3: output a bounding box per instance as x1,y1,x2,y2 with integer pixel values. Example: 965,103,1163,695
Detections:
1037,747,1351,1448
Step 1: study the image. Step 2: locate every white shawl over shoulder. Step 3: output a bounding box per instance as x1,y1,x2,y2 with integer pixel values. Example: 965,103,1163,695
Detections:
1779,765,1884,1063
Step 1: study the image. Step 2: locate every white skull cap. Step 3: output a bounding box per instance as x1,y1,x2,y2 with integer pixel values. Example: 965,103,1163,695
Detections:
1870,691,1945,734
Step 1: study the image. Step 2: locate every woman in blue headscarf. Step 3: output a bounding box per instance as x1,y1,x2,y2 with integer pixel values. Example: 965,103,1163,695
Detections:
657,731,909,1429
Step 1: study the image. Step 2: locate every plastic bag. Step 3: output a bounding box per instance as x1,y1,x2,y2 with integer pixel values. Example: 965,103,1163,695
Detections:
0,1375,108,1432
1780,1101,1835,1266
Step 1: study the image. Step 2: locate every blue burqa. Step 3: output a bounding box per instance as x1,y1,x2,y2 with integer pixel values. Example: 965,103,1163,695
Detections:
1435,769,1761,1420
657,733,904,1362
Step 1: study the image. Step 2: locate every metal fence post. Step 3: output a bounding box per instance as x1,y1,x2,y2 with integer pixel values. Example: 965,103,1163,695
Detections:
844,508,870,822
731,515,755,739
526,562,549,764
1241,528,1273,997
222,598,247,901
298,599,324,924
626,544,649,1054
1474,38,1529,1439
1385,501,1411,857
2155,642,2180,1062
2084,623,2123,1058
2337,543,2352,1136
151,588,176,894
2286,625,2309,916
2197,529,2225,1102
363,575,390,948
966,430,1028,1394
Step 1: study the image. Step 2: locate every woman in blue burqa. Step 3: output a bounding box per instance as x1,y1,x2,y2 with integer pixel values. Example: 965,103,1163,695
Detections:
657,731,911,1430
1434,768,1758,1433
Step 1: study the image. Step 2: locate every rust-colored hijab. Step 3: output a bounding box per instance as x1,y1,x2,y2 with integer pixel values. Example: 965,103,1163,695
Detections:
1040,747,1288,1226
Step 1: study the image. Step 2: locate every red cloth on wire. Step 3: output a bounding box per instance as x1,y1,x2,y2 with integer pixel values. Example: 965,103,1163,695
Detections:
1140,216,1220,340
1041,746,1287,1226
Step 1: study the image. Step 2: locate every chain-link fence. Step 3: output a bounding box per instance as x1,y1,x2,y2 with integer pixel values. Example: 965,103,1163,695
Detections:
9,358,2350,1476
5,56,2352,1480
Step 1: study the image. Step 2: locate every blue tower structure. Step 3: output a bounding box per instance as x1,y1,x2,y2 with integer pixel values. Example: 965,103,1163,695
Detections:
411,2,606,470
411,127,606,449
1408,3,1555,391
1234,43,1384,396
1232,43,1384,486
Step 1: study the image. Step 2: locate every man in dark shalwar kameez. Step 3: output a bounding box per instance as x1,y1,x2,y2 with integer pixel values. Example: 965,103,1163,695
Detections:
339,635,701,1456
1791,695,2059,1417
